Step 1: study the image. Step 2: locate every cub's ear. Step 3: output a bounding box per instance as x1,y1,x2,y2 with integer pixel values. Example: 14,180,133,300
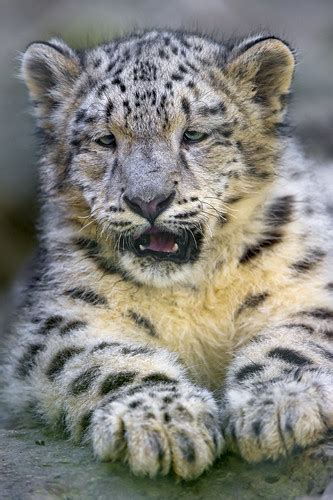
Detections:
225,35,295,119
21,38,80,109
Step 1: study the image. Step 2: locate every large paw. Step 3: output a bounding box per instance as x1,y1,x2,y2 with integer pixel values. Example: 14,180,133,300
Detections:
91,383,224,479
222,369,333,462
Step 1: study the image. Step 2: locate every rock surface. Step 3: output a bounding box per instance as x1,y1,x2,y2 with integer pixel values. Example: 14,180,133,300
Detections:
1,408,333,500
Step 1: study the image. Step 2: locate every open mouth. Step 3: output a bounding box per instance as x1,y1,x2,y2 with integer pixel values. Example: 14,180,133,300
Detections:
121,227,202,264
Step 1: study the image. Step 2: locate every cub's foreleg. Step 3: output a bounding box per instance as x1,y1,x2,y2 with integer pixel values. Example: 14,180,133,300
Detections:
14,321,223,479
221,311,333,462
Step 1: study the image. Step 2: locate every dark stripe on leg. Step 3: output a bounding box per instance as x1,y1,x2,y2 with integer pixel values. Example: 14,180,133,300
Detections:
46,347,85,381
308,342,333,361
37,316,64,335
121,345,154,355
142,373,178,384
268,347,312,366
60,320,87,335
17,343,46,377
69,366,101,395
297,308,333,321
91,341,121,353
100,371,137,395
235,363,265,382
282,323,315,334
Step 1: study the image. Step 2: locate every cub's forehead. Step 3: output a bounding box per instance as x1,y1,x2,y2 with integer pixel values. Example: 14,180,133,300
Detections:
73,32,226,133
85,31,223,74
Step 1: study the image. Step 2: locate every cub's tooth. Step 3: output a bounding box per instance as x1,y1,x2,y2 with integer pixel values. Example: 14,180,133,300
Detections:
172,243,179,252
139,244,146,251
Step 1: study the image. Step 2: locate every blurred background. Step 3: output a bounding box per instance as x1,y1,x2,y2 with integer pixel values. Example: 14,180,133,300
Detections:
0,0,332,296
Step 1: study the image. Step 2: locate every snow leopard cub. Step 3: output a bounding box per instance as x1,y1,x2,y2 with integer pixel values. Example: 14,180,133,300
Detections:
3,29,333,479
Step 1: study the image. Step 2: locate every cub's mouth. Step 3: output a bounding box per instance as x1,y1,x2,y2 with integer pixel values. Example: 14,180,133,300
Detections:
121,227,202,264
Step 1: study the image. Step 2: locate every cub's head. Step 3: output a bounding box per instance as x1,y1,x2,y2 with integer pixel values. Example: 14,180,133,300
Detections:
22,30,295,287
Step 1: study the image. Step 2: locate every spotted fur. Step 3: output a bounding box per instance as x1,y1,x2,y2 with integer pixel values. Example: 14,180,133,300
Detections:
2,29,333,480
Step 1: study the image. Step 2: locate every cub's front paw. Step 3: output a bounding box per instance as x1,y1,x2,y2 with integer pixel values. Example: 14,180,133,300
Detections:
91,382,224,479
222,369,333,462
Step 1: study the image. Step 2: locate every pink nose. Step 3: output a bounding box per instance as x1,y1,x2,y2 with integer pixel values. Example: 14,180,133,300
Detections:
124,191,175,222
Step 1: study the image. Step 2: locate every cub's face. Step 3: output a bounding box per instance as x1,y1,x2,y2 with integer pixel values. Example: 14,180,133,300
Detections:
22,31,294,286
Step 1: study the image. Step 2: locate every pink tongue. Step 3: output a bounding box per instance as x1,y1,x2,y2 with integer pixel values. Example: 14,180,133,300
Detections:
148,233,176,252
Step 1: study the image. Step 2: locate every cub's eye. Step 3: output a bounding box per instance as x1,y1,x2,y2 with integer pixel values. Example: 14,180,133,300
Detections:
96,134,116,147
183,130,208,143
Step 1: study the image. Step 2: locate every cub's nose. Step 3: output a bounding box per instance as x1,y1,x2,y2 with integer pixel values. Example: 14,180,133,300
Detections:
124,191,175,222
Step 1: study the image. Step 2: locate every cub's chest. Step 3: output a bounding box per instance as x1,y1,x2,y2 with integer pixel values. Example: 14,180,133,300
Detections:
122,286,240,387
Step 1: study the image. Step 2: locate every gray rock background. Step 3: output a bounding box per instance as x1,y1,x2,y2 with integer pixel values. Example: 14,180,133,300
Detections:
0,0,333,498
